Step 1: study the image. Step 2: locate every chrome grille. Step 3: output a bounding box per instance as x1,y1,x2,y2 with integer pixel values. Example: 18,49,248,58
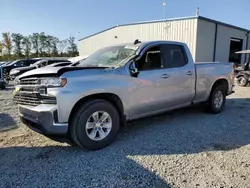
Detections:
15,77,57,106
13,92,56,106
14,93,40,106
19,78,40,85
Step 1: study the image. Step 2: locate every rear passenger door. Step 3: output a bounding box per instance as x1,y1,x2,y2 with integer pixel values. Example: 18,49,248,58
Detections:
161,44,196,107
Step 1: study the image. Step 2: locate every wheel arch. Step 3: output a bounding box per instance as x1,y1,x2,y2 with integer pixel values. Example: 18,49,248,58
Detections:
236,73,249,78
68,93,126,129
210,79,229,98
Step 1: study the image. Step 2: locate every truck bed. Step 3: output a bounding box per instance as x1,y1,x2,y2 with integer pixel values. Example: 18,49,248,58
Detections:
193,62,234,103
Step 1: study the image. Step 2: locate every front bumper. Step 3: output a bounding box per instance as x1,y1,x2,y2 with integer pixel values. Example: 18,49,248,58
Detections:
19,104,68,135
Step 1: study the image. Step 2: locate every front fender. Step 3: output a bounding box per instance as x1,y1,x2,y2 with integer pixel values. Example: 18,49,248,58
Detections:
48,75,136,123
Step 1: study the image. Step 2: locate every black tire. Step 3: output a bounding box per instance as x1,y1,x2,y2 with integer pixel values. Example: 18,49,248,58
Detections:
236,76,248,87
0,82,5,90
70,99,120,150
207,85,226,114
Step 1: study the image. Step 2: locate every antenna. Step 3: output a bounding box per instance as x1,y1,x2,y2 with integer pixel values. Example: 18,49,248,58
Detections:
162,1,166,20
196,7,200,16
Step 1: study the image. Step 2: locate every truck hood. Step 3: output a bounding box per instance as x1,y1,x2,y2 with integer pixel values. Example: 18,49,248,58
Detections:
18,66,109,79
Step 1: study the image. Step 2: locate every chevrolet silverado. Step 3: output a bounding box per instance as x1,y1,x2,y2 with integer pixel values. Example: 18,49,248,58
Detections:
13,40,235,150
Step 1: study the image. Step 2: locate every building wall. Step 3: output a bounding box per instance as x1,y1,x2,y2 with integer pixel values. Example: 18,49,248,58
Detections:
195,20,216,62
196,19,249,64
78,18,198,59
216,24,248,64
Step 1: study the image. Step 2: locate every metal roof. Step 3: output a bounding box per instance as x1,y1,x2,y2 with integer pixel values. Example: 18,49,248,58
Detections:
78,15,250,41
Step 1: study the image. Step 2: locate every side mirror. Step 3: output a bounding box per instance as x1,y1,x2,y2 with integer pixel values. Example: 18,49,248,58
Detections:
129,61,139,77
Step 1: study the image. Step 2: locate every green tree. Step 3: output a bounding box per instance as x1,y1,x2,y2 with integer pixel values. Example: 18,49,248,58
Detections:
11,33,24,58
2,32,12,59
57,39,68,56
67,36,78,57
22,36,32,58
31,33,40,56
51,36,59,56
0,42,3,55
0,42,3,60
39,32,47,56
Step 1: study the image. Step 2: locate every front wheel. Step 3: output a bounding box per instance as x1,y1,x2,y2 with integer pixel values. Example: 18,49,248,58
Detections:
0,82,5,89
236,76,248,87
70,99,120,150
207,85,226,114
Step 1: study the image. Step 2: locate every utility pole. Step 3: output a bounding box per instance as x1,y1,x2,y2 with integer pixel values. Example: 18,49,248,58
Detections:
162,1,170,40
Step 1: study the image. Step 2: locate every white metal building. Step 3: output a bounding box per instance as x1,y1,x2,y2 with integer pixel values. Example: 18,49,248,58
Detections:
78,16,250,64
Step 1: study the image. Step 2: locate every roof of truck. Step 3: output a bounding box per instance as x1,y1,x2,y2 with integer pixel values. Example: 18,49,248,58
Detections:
108,40,186,49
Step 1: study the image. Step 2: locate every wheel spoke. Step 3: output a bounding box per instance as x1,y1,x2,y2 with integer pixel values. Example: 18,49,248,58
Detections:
89,129,97,139
100,112,109,122
86,122,95,129
98,129,106,139
92,112,99,122
102,122,112,129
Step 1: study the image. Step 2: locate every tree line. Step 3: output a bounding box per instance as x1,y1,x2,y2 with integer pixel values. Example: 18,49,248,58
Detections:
0,32,79,61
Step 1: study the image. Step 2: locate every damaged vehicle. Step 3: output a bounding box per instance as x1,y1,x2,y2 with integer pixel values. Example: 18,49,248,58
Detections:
13,40,235,150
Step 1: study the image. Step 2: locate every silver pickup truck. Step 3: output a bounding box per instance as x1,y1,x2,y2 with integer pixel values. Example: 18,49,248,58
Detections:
13,40,235,150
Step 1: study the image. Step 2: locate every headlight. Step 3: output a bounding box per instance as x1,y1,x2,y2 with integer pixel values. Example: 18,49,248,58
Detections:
40,77,67,87
10,70,20,75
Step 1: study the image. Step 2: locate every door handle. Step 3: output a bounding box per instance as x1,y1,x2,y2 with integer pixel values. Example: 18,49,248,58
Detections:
161,73,171,79
186,71,193,75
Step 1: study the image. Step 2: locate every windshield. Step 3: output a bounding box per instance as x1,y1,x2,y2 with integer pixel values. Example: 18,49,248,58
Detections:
78,45,137,67
31,60,44,66
6,61,17,66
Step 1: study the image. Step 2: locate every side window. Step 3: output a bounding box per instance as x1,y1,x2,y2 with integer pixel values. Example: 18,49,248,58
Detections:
162,44,188,68
14,60,25,67
136,46,164,71
30,60,38,65
25,60,33,66
47,60,55,65
38,61,47,68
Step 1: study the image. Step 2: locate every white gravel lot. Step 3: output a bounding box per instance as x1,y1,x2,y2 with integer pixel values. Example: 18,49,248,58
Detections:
0,84,250,188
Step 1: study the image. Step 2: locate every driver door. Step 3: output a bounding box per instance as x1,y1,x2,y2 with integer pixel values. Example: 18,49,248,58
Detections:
129,44,175,118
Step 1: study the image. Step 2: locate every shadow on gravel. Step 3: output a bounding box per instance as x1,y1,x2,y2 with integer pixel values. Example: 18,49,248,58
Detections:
0,146,170,187
0,113,18,132
120,98,250,155
0,98,250,187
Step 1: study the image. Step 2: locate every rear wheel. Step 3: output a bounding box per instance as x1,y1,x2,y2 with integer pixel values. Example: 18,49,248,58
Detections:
207,85,226,114
236,76,248,87
70,99,120,150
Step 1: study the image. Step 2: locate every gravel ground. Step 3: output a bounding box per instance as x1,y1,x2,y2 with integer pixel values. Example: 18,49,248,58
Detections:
0,84,250,188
